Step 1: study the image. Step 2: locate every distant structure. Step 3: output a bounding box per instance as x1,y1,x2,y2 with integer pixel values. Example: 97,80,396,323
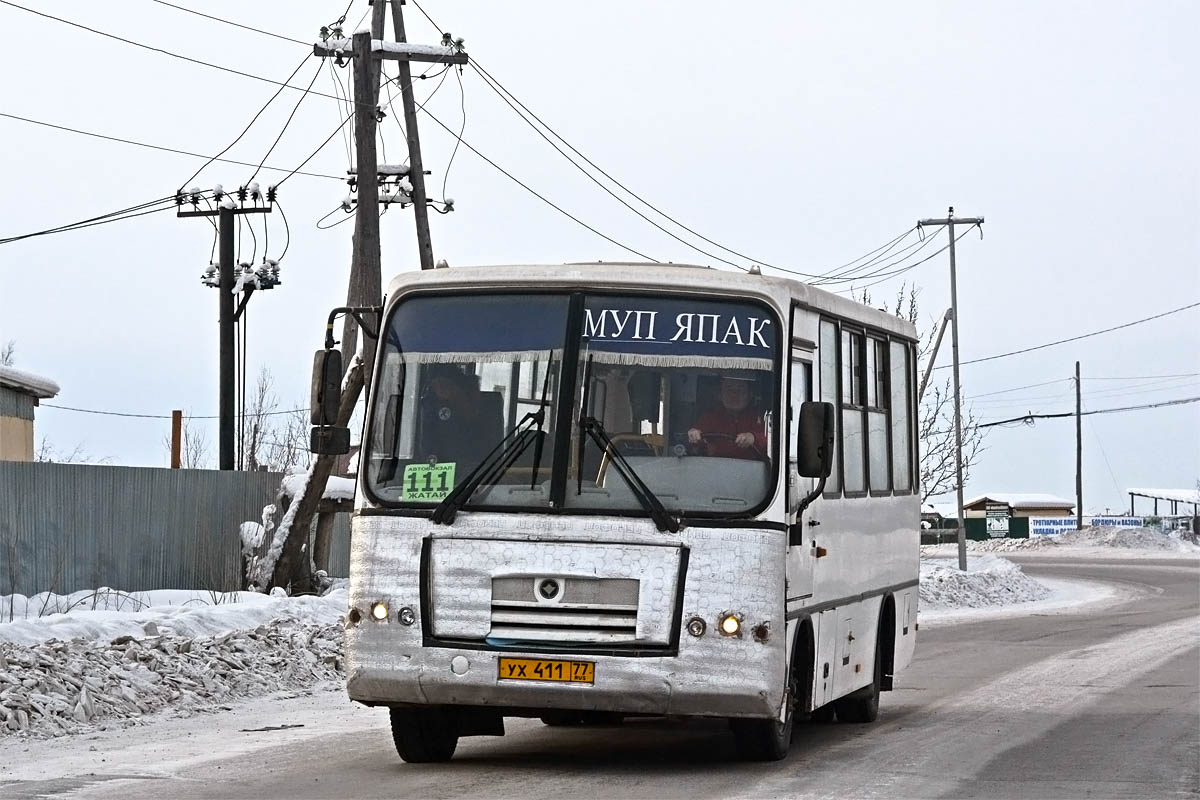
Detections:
0,365,60,461
961,493,1075,518
1127,488,1200,518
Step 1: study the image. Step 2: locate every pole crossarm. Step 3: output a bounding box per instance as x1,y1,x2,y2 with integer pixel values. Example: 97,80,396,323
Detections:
920,216,985,226
314,40,468,65
177,206,271,218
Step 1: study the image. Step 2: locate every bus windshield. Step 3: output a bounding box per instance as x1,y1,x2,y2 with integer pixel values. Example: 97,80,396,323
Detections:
364,292,779,517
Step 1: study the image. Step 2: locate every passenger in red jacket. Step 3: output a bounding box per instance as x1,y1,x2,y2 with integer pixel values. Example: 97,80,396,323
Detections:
687,376,767,460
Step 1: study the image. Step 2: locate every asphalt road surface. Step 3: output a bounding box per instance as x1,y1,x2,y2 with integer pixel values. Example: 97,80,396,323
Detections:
2,555,1197,799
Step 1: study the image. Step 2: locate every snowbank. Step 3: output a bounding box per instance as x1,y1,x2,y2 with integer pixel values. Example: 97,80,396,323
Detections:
0,587,348,737
925,526,1200,556
0,588,345,646
920,555,1052,610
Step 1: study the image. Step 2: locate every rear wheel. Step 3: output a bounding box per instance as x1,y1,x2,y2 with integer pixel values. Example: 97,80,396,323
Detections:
389,706,459,763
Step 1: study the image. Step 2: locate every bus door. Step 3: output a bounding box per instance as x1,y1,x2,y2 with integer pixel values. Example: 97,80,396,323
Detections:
785,355,816,606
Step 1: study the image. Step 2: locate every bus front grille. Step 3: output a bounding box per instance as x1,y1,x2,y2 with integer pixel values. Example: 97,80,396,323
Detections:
489,577,639,643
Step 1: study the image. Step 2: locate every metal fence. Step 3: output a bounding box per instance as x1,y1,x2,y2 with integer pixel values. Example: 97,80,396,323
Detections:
0,461,350,596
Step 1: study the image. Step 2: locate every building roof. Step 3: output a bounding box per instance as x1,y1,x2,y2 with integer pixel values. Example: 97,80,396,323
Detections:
964,493,1075,510
1127,488,1200,505
0,365,59,399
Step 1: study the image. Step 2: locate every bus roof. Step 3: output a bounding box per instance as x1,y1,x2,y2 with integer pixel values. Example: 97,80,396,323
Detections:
384,262,919,341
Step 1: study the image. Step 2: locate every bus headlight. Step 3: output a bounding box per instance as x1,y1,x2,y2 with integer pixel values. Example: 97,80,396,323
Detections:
718,612,743,637
371,602,389,621
686,616,706,637
398,606,416,626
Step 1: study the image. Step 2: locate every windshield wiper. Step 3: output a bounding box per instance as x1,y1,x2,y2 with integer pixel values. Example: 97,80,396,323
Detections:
575,355,678,533
579,416,679,533
431,414,544,524
433,353,555,525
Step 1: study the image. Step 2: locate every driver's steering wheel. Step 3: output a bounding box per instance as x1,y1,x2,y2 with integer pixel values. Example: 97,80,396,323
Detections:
690,431,764,458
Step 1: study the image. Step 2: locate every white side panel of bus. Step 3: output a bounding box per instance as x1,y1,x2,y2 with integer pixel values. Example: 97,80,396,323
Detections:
814,609,839,708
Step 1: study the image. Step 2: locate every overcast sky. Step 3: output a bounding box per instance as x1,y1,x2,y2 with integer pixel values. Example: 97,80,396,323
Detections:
1,1,1196,513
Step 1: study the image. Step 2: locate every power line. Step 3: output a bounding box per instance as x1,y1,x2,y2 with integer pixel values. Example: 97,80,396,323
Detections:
40,402,307,420
0,195,182,246
1086,372,1200,381
938,301,1200,370
247,58,327,184
148,0,310,46
966,378,1073,399
0,112,341,180
0,1,366,109
978,395,1200,428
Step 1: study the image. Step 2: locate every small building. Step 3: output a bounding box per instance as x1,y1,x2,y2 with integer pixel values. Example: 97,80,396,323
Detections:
962,493,1075,518
0,365,60,461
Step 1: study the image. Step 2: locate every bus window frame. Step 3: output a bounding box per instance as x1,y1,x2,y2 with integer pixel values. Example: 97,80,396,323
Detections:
360,286,786,522
815,313,919,501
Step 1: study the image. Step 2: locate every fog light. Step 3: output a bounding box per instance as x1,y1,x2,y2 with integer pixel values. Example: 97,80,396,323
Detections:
686,616,706,637
398,606,416,626
371,602,389,621
719,613,742,637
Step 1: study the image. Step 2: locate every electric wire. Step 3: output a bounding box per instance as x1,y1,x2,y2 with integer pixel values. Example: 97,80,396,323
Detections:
178,50,313,192
440,67,465,202
248,58,327,184
0,195,182,246
40,403,307,419
978,395,1200,428
819,227,947,287
0,112,341,181
149,0,310,46
936,301,1200,370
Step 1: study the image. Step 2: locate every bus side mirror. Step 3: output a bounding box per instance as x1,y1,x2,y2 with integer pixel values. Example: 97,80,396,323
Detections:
310,349,350,455
797,401,835,478
311,349,343,426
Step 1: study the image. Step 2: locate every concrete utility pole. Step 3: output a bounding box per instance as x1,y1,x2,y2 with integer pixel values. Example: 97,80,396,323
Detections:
917,207,984,571
178,191,273,470
1076,360,1083,530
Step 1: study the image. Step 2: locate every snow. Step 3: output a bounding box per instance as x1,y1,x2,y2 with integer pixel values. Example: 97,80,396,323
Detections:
925,526,1200,556
377,163,410,175
920,554,1052,611
1128,487,1200,505
963,492,1075,509
372,40,458,58
0,364,59,399
0,587,346,737
280,473,355,501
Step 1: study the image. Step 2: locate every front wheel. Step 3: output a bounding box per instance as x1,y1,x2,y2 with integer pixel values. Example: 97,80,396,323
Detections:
731,668,797,761
389,706,459,763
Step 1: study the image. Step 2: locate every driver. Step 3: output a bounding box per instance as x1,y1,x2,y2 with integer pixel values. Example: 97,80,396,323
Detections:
687,375,766,459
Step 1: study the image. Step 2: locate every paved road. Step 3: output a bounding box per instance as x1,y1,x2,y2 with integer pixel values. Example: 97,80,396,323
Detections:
3,556,1197,799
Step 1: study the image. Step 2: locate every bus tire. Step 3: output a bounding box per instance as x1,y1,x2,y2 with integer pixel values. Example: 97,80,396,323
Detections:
834,620,883,724
730,632,802,761
389,706,459,763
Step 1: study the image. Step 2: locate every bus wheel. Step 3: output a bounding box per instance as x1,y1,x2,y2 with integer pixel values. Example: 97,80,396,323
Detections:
389,706,459,763
834,626,882,724
730,671,797,761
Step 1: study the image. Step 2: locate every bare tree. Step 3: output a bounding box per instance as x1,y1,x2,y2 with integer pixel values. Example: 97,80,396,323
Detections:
161,417,211,468
35,438,109,464
864,284,987,503
1,340,14,366
243,368,309,473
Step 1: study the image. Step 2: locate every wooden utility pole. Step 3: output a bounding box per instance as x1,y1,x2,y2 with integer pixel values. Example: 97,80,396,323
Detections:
170,410,182,468
390,0,436,272
1076,360,1083,530
917,207,984,571
274,4,467,592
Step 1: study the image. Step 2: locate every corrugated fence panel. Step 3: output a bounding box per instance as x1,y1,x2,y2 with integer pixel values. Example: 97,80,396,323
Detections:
0,462,353,596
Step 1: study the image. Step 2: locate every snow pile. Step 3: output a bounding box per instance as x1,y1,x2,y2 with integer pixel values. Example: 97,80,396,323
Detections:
0,588,346,646
1055,526,1199,552
0,619,343,738
920,555,1052,610
956,536,1060,553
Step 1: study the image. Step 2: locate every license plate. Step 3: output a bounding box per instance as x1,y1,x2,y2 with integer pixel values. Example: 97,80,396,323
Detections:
498,657,594,684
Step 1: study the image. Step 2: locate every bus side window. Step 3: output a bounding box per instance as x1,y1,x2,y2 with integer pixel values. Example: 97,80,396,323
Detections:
890,340,912,492
789,358,812,467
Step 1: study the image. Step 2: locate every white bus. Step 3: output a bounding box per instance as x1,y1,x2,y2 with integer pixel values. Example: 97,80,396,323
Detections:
311,262,920,762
